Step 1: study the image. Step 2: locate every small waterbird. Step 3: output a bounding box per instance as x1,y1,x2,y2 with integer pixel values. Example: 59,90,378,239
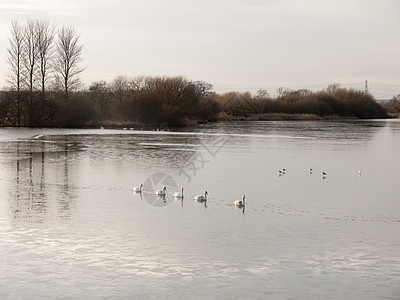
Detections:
174,187,184,198
194,191,208,202
234,195,246,208
133,183,143,193
155,186,167,196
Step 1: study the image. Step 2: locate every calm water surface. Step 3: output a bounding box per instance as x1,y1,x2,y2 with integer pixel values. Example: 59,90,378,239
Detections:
0,120,399,299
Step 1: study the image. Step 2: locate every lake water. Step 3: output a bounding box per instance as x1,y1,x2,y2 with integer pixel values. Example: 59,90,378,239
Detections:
0,120,399,299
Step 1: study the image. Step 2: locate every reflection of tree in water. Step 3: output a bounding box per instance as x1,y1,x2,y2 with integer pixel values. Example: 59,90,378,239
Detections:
5,132,208,226
13,143,46,225
9,139,80,226
56,142,74,220
387,119,400,136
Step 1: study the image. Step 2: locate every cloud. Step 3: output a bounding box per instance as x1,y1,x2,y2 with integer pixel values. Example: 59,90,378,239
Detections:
0,1,35,14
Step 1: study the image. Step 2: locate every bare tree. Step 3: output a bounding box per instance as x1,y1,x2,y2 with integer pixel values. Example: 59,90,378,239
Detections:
23,19,41,125
194,80,213,97
276,87,293,98
6,20,25,126
23,19,40,92
326,83,341,94
36,20,55,123
110,75,129,102
128,76,145,92
54,26,84,98
255,89,270,99
37,20,55,94
389,94,400,114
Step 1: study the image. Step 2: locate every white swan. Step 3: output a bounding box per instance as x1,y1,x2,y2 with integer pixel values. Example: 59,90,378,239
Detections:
133,183,143,193
174,187,184,198
234,195,246,207
155,186,167,196
194,191,208,202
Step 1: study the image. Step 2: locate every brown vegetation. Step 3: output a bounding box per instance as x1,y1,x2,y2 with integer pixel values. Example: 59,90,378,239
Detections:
0,79,391,128
380,94,400,117
215,85,388,121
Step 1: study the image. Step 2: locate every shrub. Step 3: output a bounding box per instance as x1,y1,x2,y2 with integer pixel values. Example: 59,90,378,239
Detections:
57,94,96,127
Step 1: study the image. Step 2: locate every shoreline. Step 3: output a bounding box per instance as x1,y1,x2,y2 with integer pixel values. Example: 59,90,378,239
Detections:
1,113,397,130
215,112,347,121
214,112,399,122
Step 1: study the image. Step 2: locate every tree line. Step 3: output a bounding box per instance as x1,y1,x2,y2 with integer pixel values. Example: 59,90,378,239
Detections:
1,76,392,127
1,20,396,128
216,84,390,120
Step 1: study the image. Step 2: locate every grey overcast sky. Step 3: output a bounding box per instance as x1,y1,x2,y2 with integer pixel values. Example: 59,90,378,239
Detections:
0,0,399,98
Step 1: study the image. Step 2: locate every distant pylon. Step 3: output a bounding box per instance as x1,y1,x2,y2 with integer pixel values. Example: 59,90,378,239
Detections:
365,80,368,94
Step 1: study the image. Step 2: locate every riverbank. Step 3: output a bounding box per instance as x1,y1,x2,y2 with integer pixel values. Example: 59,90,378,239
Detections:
95,113,374,129
1,113,397,130
214,112,365,121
